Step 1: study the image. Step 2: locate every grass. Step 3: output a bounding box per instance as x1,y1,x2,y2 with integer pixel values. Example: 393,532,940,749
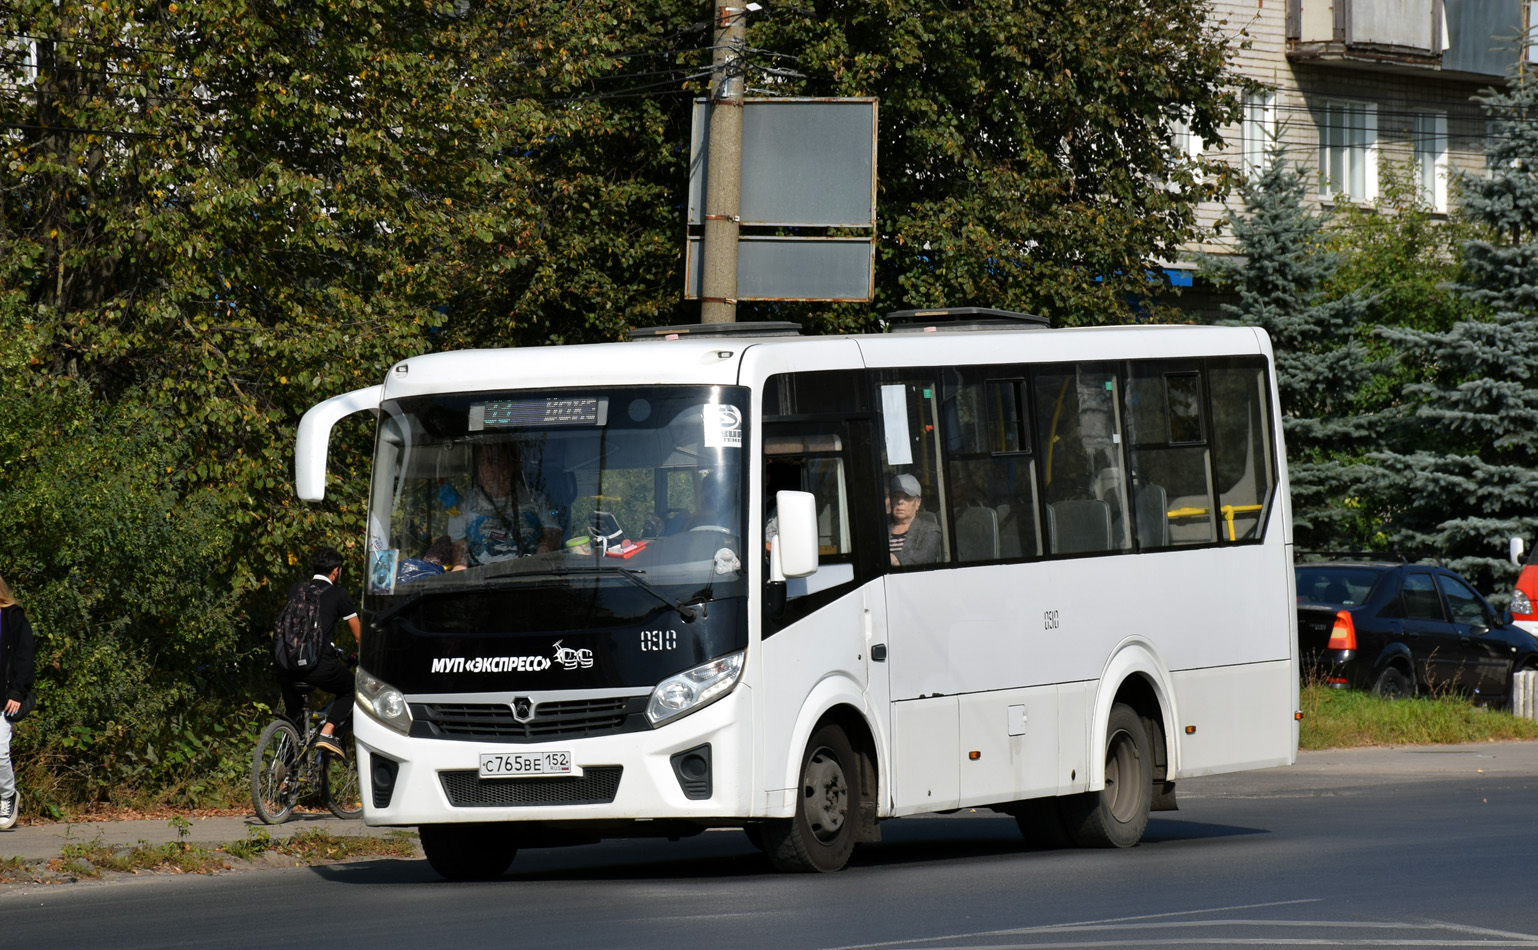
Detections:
0,821,418,885
1300,683,1538,749
223,827,417,864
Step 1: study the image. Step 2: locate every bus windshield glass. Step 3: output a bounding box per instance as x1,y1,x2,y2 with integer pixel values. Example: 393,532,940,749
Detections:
364,385,749,621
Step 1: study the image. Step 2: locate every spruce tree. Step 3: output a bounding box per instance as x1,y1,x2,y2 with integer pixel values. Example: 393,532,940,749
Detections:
1372,73,1538,594
1201,151,1373,551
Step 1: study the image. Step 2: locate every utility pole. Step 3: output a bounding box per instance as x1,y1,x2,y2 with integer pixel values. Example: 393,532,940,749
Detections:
699,4,746,324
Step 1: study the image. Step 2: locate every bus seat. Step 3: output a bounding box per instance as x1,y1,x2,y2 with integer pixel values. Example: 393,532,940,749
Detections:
1135,481,1169,549
1093,467,1129,548
956,505,1000,562
1047,499,1112,555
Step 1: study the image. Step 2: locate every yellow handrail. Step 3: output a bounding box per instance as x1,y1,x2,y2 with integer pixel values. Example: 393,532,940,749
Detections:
1162,504,1263,541
1221,504,1264,542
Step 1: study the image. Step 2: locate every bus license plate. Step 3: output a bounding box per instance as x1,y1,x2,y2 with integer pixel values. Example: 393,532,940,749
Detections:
479,751,580,779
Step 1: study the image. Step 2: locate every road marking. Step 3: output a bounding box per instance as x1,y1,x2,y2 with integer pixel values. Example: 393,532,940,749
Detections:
819,905,1538,950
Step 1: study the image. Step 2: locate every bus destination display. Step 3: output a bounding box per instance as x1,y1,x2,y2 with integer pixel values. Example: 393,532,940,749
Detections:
471,397,608,430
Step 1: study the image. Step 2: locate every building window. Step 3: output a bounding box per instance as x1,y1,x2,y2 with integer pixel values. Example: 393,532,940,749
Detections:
1318,99,1377,201
1413,112,1448,212
4,37,38,87
1242,91,1276,176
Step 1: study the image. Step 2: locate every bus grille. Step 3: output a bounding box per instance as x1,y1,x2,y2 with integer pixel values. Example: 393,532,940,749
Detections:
438,767,623,808
412,698,638,742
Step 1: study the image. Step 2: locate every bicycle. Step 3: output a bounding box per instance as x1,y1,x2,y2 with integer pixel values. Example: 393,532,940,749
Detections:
250,680,363,824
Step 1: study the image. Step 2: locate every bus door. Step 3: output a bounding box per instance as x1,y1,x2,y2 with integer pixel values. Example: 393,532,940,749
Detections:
760,416,888,797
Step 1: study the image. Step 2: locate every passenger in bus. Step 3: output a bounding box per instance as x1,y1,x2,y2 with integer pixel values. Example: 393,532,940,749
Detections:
449,442,562,568
887,474,940,566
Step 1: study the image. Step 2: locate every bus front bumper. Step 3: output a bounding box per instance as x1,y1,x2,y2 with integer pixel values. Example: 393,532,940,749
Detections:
352,686,755,828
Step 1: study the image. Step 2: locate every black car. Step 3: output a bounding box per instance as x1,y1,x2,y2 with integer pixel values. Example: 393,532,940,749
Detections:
1296,560,1538,705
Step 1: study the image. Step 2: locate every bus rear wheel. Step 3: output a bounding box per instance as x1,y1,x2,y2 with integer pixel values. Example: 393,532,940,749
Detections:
419,823,518,881
764,724,860,872
1059,703,1152,849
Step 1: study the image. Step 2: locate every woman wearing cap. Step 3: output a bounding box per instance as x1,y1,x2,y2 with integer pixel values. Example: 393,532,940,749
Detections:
888,474,941,566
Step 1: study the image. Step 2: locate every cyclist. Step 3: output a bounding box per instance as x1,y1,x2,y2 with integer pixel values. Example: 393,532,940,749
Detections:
276,547,360,759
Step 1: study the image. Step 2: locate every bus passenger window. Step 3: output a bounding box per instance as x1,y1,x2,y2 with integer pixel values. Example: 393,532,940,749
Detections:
876,376,949,567
1209,360,1276,542
1124,363,1217,548
942,373,1041,562
1033,365,1131,556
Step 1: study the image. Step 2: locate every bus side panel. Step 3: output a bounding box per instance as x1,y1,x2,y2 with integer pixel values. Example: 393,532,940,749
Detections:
884,565,1062,700
1169,660,1295,777
956,685,1061,809
891,696,959,815
1055,680,1091,796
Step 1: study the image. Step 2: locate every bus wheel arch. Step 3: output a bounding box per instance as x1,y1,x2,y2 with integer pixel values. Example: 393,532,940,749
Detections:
1112,671,1172,801
1060,701,1154,848
1092,643,1175,792
764,704,878,872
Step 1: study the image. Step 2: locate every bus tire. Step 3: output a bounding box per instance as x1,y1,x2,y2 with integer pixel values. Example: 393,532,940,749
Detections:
419,823,517,881
1060,703,1152,849
764,724,860,872
1011,797,1072,849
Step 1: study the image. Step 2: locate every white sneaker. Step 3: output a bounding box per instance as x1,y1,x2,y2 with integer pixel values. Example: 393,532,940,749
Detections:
0,792,18,830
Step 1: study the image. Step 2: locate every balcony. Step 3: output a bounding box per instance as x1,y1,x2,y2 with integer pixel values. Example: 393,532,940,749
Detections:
1286,0,1524,79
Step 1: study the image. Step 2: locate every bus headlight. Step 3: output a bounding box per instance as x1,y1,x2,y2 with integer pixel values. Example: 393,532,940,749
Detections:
1514,589,1533,616
356,668,413,735
646,652,745,726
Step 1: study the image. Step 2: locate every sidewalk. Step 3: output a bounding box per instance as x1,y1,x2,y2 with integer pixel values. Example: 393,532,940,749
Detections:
2,740,1535,863
0,811,391,863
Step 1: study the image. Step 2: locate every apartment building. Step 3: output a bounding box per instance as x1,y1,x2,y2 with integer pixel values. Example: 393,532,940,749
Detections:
1174,0,1527,313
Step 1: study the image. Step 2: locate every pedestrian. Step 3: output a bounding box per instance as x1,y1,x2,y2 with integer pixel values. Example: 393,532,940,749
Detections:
0,573,36,830
275,547,360,759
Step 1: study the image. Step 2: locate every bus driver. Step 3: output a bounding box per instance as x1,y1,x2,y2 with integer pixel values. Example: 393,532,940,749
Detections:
449,442,562,569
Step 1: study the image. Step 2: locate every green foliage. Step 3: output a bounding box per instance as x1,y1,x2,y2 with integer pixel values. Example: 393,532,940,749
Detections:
1299,684,1538,750
751,0,1241,329
1367,74,1538,592
0,0,1245,805
1319,164,1486,552
1199,150,1373,548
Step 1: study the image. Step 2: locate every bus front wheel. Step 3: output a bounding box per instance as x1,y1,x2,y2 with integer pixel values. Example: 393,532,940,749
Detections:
1059,703,1152,849
419,823,518,881
764,724,860,872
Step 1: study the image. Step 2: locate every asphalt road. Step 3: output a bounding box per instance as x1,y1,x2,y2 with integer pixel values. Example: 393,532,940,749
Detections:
6,742,1538,950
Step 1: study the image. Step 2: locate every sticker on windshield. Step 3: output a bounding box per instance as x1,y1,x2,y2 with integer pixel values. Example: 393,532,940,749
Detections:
703,403,743,449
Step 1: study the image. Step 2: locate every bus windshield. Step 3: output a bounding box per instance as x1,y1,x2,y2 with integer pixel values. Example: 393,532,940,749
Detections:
364,385,749,623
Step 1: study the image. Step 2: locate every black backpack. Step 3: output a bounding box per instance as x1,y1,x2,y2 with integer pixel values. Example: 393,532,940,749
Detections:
273,579,329,672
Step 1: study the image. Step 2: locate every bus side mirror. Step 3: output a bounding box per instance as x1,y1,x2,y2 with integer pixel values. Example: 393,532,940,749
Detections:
1512,537,1526,568
295,385,384,501
773,490,820,580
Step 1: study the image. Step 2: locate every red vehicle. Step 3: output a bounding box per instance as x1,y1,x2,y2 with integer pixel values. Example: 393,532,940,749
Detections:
1511,539,1538,636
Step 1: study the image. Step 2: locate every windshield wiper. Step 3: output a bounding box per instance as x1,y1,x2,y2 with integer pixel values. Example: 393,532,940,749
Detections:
614,567,699,622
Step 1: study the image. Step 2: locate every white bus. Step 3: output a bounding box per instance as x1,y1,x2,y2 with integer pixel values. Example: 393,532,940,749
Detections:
295,309,1298,880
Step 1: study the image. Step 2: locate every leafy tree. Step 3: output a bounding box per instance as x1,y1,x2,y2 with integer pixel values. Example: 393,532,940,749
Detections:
1370,74,1538,593
750,0,1243,329
1200,150,1372,549
1324,163,1486,553
0,0,1250,806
